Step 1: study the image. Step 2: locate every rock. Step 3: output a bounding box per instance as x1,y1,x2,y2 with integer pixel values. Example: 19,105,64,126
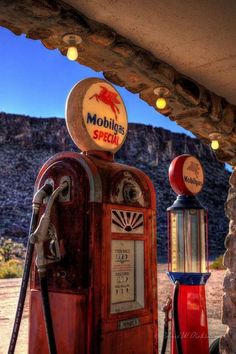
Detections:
0,112,229,258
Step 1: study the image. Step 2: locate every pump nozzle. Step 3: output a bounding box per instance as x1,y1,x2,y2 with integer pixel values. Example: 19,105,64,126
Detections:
30,181,69,273
33,183,53,209
30,182,68,354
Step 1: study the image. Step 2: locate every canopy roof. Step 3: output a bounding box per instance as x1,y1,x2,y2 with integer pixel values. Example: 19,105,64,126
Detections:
0,0,236,164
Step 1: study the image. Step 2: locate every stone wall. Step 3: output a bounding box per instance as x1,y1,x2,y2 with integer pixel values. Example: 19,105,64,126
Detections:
0,0,236,165
220,171,236,353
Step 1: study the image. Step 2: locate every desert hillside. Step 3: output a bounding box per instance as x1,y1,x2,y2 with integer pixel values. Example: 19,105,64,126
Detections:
0,112,229,258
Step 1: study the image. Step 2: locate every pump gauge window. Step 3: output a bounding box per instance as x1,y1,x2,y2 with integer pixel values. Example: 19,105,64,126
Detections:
169,209,207,273
111,239,144,314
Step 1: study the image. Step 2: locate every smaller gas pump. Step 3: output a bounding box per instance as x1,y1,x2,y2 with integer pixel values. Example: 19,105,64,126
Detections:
167,154,211,354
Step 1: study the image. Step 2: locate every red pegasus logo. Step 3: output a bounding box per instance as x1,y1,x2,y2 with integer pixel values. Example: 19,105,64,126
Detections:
89,86,121,120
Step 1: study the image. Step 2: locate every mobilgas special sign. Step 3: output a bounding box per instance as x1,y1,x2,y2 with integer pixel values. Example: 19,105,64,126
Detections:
66,78,128,153
169,154,204,196
182,156,204,195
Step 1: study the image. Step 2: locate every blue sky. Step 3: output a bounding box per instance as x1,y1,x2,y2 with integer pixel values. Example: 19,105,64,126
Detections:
0,26,194,137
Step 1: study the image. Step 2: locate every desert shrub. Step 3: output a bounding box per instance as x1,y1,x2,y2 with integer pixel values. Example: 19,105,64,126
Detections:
0,238,25,261
0,238,13,261
210,255,225,270
0,259,23,279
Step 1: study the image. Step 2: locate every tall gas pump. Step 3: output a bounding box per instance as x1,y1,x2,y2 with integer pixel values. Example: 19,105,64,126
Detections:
8,78,158,354
167,154,211,354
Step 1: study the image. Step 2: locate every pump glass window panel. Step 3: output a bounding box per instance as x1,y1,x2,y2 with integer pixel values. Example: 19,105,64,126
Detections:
170,209,206,273
186,210,200,272
171,212,185,272
200,210,207,272
184,209,206,273
111,240,144,314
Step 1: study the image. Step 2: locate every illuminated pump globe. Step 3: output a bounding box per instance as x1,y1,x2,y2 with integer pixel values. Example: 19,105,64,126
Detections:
67,46,78,61
156,97,167,110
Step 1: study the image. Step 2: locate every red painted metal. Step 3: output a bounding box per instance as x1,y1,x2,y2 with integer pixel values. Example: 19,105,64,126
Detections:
171,285,209,354
29,151,158,354
169,155,190,195
168,154,204,196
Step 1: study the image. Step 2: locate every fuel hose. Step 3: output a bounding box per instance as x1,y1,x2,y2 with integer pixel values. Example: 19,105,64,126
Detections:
160,317,169,354
39,272,57,354
30,182,68,354
160,296,172,354
173,281,183,354
7,184,52,354
209,338,220,354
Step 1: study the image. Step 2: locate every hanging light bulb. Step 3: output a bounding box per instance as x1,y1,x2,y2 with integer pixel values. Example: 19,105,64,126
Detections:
153,87,170,110
156,97,167,110
209,132,222,151
67,46,78,61
62,34,82,61
211,140,220,150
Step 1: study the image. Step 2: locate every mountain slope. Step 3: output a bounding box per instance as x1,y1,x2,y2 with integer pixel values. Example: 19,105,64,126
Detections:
0,112,229,258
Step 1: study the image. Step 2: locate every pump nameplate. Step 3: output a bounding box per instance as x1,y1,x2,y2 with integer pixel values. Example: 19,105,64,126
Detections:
118,318,140,330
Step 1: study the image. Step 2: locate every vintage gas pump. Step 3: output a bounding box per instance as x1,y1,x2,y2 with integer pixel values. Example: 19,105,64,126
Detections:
167,154,211,354
8,78,158,354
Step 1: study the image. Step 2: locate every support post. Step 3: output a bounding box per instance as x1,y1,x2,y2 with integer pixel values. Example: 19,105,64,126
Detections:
220,170,236,353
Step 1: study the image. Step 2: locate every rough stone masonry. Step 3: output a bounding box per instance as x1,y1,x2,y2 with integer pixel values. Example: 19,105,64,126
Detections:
221,171,236,354
0,0,236,166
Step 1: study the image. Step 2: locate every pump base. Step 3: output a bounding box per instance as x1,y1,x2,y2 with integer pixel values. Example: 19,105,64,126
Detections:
171,285,209,354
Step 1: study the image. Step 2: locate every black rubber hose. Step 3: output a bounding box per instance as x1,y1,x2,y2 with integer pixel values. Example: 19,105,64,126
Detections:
8,183,53,354
160,320,169,354
209,338,220,354
39,274,57,354
7,211,38,354
173,281,183,354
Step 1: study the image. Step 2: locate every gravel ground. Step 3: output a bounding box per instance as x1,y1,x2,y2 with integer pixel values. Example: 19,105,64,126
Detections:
0,265,227,354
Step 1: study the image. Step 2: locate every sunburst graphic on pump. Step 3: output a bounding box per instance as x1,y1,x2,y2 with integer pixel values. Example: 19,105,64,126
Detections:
111,210,144,234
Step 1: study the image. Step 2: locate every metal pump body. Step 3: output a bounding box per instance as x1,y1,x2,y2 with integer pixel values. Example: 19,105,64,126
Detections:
28,151,158,354
167,155,210,354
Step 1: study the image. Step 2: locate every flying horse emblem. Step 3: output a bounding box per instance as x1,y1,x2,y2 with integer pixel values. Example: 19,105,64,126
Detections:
89,86,121,120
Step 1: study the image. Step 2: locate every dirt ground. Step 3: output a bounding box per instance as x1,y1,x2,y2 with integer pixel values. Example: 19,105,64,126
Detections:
0,264,227,354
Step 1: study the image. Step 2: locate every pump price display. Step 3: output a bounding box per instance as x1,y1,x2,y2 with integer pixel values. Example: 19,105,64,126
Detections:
111,240,135,304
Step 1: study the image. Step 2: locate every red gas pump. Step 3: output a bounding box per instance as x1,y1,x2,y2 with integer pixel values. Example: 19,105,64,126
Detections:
8,78,158,354
167,154,211,354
